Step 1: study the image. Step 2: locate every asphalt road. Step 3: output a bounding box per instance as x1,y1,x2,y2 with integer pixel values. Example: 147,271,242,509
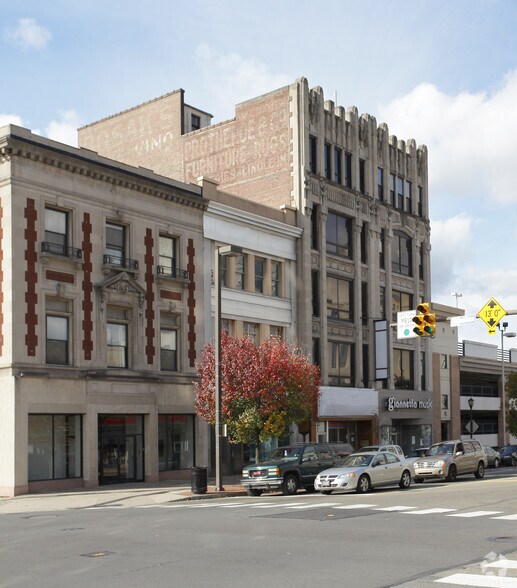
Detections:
2,469,517,588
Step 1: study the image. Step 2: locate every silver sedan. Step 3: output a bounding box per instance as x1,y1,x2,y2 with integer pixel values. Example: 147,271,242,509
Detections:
314,451,413,494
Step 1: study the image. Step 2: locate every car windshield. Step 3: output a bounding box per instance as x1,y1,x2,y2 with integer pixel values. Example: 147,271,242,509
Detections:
427,443,455,456
500,446,517,454
270,447,301,460
340,454,374,467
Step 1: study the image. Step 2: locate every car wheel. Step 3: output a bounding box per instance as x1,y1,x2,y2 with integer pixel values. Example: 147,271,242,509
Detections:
474,462,485,479
246,488,263,497
414,478,424,484
494,458,500,468
446,464,457,481
356,474,371,494
282,474,299,495
399,470,411,489
320,490,332,495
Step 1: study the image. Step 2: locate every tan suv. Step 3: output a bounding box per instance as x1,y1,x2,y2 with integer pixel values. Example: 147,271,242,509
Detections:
414,439,487,483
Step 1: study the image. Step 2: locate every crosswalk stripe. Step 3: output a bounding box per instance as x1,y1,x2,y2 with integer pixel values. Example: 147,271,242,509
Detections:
485,560,517,569
332,504,377,510
447,511,502,518
285,502,339,509
219,502,268,508
436,572,517,586
374,506,416,511
406,508,457,515
252,502,305,508
492,514,517,520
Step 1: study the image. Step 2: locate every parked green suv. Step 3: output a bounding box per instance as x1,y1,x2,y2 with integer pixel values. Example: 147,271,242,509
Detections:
241,442,354,496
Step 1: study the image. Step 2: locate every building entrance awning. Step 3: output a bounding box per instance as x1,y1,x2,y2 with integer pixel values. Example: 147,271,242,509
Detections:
318,387,378,418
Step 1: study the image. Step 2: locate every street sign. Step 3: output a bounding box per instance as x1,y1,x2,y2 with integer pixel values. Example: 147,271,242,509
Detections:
465,420,479,435
397,310,418,339
478,297,507,331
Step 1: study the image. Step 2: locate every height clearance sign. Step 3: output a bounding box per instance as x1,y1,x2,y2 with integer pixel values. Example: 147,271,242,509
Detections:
478,297,507,335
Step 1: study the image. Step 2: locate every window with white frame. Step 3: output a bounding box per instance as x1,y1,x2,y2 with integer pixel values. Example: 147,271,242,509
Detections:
271,261,281,297
255,257,265,293
160,313,180,372
235,255,246,290
243,322,258,343
159,235,178,278
46,298,70,365
107,306,129,368
44,208,69,256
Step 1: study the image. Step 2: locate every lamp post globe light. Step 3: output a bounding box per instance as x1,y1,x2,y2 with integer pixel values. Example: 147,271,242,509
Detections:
214,244,242,492
468,397,475,439
499,321,517,447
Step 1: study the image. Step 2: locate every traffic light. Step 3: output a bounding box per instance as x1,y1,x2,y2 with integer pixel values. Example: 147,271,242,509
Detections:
412,310,426,336
414,302,436,337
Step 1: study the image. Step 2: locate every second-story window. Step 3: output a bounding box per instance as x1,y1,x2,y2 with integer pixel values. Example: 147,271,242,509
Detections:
159,235,177,278
107,306,129,368
45,208,68,256
243,322,258,343
235,255,246,290
271,261,280,297
327,276,353,321
326,212,352,259
160,313,179,372
392,290,413,322
106,223,125,267
46,298,70,365
255,257,265,293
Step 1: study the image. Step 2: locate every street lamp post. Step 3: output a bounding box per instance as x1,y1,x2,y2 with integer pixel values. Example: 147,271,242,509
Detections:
214,244,242,492
468,397,474,439
499,321,516,447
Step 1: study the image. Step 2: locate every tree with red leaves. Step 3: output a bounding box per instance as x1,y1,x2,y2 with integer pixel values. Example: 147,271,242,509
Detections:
194,332,320,462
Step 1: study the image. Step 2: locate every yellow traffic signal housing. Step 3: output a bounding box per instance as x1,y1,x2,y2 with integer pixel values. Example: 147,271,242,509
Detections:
412,313,426,336
414,302,436,337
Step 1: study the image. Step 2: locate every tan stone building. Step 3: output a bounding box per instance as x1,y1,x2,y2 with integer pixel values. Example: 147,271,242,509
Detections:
79,77,433,452
0,125,210,496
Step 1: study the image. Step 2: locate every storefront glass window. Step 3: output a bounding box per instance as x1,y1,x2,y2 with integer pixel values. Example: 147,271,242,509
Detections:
158,415,194,470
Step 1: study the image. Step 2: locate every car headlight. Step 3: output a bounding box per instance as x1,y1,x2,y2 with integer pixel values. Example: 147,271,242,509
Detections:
268,467,280,476
436,460,445,468
242,470,249,478
337,473,356,479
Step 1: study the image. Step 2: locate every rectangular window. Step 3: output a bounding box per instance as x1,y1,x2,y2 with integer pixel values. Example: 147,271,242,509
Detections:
158,414,194,471
161,314,179,371
326,212,353,258
324,143,332,179
379,229,385,270
312,339,320,366
311,205,319,250
377,168,384,201
345,153,352,188
46,299,70,365
255,257,265,293
106,222,126,266
334,147,342,184
419,246,424,280
270,325,283,340
405,180,412,212
393,348,414,390
243,322,258,343
220,254,228,288
28,414,82,481
390,173,396,206
221,318,233,335
159,235,177,278
191,114,201,131
363,343,369,388
107,307,129,368
328,341,354,386
360,223,367,264
392,290,413,322
44,208,68,256
271,261,280,297
359,159,366,194
380,286,386,320
361,282,368,326
397,176,404,209
235,255,246,290
441,354,448,369
327,276,353,321
312,270,320,317
392,231,412,276
309,135,317,174
418,186,423,217
421,351,426,390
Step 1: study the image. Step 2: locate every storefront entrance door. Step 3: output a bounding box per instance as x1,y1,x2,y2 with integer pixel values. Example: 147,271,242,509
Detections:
98,415,144,484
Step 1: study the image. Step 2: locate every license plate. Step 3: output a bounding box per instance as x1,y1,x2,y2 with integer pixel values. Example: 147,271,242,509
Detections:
252,470,264,478
321,480,330,487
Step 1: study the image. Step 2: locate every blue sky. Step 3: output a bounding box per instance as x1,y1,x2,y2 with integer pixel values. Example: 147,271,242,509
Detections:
3,0,517,345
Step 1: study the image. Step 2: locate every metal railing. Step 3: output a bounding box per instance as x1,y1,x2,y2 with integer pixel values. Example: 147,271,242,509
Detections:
103,254,138,270
41,242,82,259
157,265,188,280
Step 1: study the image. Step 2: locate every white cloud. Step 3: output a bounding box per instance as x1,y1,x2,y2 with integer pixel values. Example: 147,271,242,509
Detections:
4,18,52,50
0,113,25,127
194,44,291,117
378,71,517,205
44,110,81,147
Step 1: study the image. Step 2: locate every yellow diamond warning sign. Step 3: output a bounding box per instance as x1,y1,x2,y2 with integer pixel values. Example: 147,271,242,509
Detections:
478,297,507,330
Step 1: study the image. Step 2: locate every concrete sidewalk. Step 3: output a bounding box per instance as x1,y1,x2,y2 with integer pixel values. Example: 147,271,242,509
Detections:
0,477,247,515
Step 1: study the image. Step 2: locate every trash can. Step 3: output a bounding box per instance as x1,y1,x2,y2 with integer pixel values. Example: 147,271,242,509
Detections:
191,466,208,494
